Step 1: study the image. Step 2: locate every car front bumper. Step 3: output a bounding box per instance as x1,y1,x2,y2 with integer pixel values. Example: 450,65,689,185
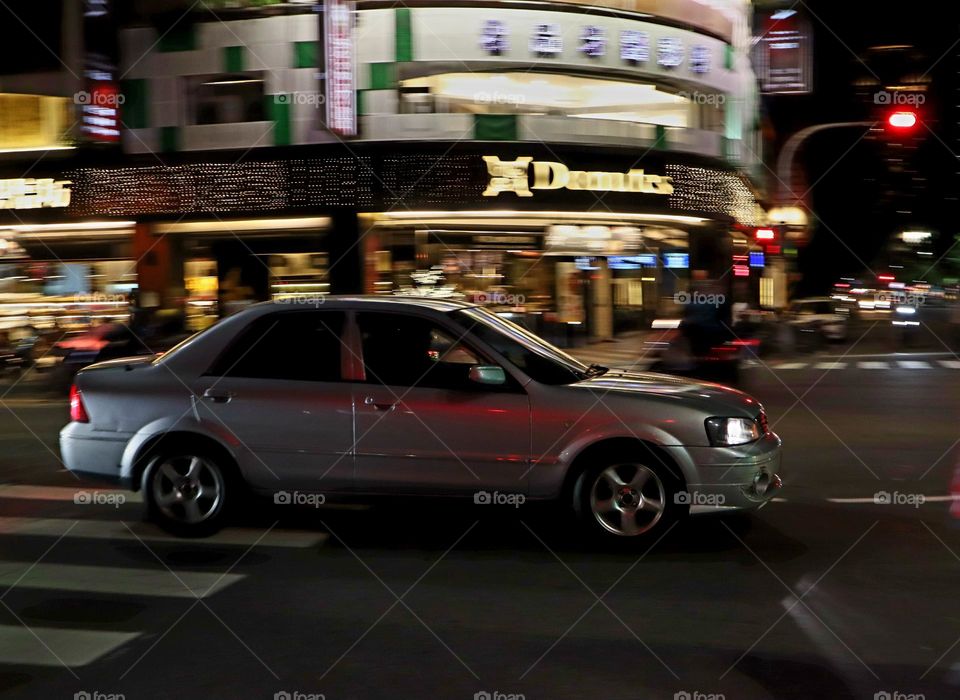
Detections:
664,432,783,513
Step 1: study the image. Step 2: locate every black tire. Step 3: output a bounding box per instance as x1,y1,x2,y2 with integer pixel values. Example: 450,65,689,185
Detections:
572,449,686,541
141,445,234,537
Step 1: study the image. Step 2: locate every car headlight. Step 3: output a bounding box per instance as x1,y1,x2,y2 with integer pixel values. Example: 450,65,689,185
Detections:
705,417,762,446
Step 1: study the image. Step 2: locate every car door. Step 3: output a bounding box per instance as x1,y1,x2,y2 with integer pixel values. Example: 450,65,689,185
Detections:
195,309,355,493
351,310,531,496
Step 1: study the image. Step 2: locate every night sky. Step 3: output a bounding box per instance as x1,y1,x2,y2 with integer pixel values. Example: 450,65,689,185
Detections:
764,1,960,293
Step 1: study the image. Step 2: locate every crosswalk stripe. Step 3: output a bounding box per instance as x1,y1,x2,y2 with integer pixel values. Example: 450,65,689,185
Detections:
897,360,932,369
771,362,808,370
940,360,960,369
814,362,847,370
0,516,327,549
0,561,244,599
0,484,143,503
0,625,140,668
857,361,889,369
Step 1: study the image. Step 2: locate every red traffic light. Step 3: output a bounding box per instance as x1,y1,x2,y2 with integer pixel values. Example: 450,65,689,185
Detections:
886,110,918,130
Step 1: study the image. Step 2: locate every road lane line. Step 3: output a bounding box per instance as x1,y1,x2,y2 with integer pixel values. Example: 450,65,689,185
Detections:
772,362,808,370
939,360,960,369
814,362,847,370
857,361,889,369
0,517,328,549
0,561,243,598
897,360,932,369
0,485,143,503
0,625,140,668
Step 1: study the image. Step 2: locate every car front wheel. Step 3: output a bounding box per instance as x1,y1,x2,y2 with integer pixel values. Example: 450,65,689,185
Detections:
574,458,684,539
143,448,231,537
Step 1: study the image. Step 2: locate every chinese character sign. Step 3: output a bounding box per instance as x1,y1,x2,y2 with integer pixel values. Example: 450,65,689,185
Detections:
579,25,605,58
620,30,649,63
480,19,509,55
324,0,356,136
0,179,72,209
530,23,562,57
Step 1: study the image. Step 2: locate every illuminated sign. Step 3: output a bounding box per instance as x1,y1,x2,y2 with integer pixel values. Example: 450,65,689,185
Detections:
480,19,509,55
482,156,674,197
657,37,684,68
0,178,71,209
663,252,689,269
756,10,813,94
620,30,649,63
324,0,356,136
579,26,605,57
530,23,562,56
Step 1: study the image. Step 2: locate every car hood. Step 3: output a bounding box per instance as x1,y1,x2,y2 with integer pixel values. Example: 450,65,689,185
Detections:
572,368,763,417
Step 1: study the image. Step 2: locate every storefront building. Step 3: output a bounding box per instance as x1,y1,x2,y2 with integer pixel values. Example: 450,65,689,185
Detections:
0,0,771,342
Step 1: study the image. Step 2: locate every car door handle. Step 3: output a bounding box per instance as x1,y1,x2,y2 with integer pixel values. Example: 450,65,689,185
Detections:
363,396,396,411
202,388,235,404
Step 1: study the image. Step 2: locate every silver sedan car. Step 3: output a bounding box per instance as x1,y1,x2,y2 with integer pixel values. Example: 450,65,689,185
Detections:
60,297,783,538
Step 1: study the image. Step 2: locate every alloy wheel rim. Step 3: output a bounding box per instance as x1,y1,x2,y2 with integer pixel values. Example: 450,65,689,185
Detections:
589,463,665,536
152,455,224,524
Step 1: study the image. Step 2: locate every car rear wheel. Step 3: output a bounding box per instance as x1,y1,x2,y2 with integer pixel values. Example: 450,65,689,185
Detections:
574,457,684,539
143,449,230,537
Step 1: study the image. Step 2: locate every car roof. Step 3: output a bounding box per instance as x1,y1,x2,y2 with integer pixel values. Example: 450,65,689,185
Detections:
252,295,478,313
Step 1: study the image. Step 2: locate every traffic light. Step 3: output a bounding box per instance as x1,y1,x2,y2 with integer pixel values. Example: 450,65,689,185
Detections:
885,109,919,131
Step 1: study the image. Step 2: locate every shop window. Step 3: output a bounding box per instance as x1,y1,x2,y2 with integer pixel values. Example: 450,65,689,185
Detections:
207,311,344,382
186,73,267,126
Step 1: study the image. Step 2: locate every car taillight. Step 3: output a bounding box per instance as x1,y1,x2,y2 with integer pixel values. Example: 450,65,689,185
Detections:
69,384,89,423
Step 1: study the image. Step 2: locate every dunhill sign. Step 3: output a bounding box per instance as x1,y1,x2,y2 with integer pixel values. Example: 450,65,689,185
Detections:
482,156,674,197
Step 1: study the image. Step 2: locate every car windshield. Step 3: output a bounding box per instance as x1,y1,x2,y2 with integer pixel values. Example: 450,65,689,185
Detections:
450,307,594,385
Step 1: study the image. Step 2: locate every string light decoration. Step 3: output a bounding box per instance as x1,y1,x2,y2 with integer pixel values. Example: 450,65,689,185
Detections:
66,159,377,217
665,164,765,227
380,154,486,209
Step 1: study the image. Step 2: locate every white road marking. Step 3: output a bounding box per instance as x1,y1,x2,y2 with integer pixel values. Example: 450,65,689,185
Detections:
0,484,142,503
828,495,959,504
939,360,960,369
0,516,328,549
0,625,140,667
857,361,889,369
772,362,808,370
897,360,932,369
814,362,847,370
0,561,243,598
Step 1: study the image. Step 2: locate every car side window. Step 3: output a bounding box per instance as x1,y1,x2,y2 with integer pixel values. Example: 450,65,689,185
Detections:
357,312,496,390
207,311,345,382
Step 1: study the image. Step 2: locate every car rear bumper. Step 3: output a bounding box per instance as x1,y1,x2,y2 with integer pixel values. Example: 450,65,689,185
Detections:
60,422,133,488
664,432,783,513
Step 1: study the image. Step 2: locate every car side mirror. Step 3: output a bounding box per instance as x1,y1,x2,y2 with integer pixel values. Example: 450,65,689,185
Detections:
468,365,506,385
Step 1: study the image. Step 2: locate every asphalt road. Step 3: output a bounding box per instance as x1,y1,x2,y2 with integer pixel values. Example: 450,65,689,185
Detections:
1,356,959,700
